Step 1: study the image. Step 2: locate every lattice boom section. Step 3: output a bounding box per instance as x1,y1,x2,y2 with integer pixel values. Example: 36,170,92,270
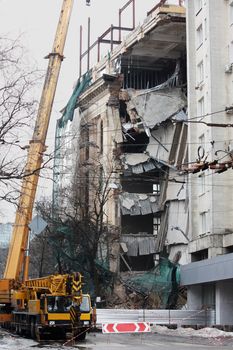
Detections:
25,275,66,294
24,273,83,296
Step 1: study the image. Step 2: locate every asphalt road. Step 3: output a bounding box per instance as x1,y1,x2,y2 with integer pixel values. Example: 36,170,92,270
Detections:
84,332,233,350
1,330,233,350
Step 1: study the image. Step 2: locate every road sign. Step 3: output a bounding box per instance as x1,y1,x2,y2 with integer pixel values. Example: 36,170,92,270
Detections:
102,322,151,334
29,215,48,235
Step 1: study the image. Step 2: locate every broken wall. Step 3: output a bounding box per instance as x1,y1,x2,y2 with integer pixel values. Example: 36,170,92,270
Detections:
53,1,188,304
127,88,186,128
115,83,189,273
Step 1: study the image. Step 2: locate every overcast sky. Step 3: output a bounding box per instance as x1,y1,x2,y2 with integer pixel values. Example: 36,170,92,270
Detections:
0,0,157,117
0,0,159,222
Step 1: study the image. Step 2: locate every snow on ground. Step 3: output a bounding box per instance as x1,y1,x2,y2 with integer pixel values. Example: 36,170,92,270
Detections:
0,331,75,350
0,334,35,350
152,325,233,338
1,326,233,349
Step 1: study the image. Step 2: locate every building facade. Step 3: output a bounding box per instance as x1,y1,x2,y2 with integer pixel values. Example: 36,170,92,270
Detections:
181,0,233,324
53,1,188,307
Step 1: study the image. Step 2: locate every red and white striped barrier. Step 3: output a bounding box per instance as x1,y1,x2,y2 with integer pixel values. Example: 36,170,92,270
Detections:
102,322,151,334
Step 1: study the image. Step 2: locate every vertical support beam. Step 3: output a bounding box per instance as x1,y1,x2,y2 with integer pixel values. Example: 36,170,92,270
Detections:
132,0,135,29
119,9,122,42
118,0,135,42
87,17,91,71
97,38,100,62
79,25,83,77
23,235,30,282
111,24,114,51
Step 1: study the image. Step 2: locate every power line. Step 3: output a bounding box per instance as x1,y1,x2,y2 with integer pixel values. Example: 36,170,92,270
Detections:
53,170,233,188
177,120,233,128
4,107,233,146
185,106,233,121
6,136,233,149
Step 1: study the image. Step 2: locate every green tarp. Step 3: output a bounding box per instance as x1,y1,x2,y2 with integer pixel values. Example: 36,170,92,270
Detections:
58,71,91,129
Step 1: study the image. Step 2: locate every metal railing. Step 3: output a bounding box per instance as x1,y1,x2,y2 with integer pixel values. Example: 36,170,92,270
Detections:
96,308,216,327
147,0,185,16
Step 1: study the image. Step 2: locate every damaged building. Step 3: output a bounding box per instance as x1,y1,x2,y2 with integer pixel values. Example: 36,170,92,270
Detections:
118,85,188,273
53,0,188,307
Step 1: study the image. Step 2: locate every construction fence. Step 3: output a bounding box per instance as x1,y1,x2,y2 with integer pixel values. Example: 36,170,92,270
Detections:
96,308,216,327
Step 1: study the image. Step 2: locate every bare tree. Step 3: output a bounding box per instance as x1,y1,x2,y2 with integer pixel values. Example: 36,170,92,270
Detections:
29,229,56,279
0,36,46,203
35,161,118,296
31,198,65,278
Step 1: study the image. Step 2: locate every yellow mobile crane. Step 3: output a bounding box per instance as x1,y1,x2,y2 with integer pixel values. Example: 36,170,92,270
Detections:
12,273,93,341
0,0,94,341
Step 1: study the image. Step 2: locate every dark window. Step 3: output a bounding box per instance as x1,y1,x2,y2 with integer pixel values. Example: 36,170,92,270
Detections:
47,296,72,313
122,214,153,235
80,125,89,161
153,216,161,236
191,249,208,262
100,120,103,154
120,254,154,272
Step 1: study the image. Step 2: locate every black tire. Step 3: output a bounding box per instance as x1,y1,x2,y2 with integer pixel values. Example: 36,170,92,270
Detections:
76,330,86,341
35,325,41,342
15,323,19,335
30,319,36,339
18,324,23,336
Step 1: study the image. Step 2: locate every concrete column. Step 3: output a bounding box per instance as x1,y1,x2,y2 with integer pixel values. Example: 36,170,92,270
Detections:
208,247,223,259
216,281,233,324
187,285,203,310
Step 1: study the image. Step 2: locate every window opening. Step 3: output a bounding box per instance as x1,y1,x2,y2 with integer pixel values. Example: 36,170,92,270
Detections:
153,216,161,236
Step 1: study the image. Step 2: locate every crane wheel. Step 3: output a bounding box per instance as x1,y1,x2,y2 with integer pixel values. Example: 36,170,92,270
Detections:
18,324,23,336
30,319,36,339
15,323,19,335
76,330,86,341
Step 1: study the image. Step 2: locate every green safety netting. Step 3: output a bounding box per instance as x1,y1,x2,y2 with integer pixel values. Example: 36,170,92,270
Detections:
52,71,92,213
58,71,92,129
125,258,180,307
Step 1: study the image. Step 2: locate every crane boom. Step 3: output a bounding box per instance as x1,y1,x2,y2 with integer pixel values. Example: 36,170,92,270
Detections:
4,0,74,281
24,273,82,296
0,3,95,341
